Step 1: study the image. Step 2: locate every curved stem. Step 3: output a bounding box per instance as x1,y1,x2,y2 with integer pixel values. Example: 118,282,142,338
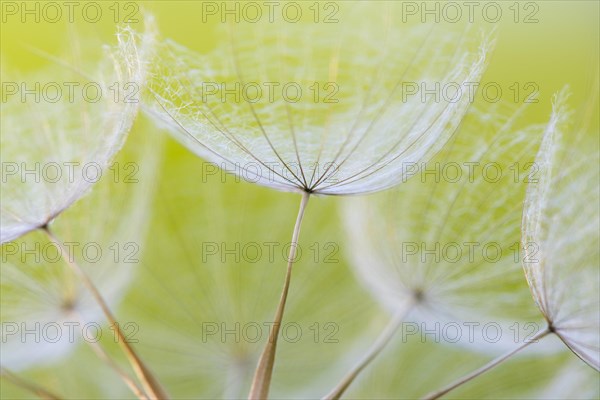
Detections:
248,191,311,400
323,303,413,400
84,332,149,400
43,227,169,400
422,328,551,400
0,367,61,400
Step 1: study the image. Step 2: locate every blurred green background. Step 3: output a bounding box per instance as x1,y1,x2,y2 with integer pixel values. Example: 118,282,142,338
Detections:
1,1,598,399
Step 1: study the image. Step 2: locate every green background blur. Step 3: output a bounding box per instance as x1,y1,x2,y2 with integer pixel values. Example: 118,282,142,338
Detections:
1,1,598,399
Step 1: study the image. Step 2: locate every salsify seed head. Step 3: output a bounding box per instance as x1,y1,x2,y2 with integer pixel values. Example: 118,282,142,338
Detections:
0,18,156,244
144,4,493,195
342,102,559,353
522,89,600,370
0,17,159,374
0,124,163,371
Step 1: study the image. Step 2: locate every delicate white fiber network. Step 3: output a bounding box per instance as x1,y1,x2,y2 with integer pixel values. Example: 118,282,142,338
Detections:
522,91,600,370
145,3,492,195
0,20,159,371
342,105,558,352
0,22,153,243
0,123,163,372
0,130,162,371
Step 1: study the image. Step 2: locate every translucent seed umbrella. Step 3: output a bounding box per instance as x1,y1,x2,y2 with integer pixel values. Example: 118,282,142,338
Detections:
521,98,600,371
1,27,144,243
0,21,168,400
332,103,553,398
1,123,161,378
146,14,490,195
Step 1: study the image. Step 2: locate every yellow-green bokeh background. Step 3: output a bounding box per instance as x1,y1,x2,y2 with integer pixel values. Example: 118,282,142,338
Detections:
1,1,598,399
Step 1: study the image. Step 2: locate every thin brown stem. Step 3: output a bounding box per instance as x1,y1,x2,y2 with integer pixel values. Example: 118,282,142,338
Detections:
85,335,149,400
248,191,311,400
422,328,551,400
323,303,413,400
43,227,169,400
0,367,61,400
